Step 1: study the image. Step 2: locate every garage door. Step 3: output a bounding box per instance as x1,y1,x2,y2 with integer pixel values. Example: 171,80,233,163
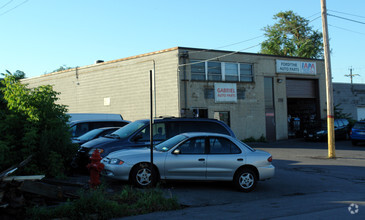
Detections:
286,79,317,98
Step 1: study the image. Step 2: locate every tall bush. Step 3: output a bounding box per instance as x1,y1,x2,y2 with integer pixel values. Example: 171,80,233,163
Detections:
0,73,77,177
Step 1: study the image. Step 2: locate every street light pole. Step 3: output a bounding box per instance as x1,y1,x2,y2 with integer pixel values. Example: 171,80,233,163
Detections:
321,0,336,158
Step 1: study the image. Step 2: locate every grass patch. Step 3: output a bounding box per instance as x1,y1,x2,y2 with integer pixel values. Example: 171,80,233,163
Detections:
26,185,181,219
243,134,266,143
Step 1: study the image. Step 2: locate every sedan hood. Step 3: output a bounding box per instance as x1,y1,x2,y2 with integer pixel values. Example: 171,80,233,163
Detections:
81,136,119,149
106,148,153,158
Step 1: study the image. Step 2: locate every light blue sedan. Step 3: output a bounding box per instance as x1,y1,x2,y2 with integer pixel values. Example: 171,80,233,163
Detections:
101,132,275,192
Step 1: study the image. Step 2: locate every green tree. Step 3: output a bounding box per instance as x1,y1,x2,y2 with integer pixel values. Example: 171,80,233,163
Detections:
260,11,323,59
0,70,26,121
50,65,74,73
0,73,77,177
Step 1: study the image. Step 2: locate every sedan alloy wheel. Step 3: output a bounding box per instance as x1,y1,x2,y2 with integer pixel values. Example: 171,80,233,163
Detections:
131,163,156,188
234,168,257,192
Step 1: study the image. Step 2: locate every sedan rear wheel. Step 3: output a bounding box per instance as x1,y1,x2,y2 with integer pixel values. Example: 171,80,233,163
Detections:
234,168,257,192
131,163,157,188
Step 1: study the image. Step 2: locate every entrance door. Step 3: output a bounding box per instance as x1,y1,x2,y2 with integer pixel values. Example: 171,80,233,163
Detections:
264,77,276,141
286,79,319,137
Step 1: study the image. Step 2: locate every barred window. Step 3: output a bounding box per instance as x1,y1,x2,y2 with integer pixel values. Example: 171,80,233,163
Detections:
225,63,238,81
191,60,253,82
240,63,253,82
190,60,206,80
208,62,222,81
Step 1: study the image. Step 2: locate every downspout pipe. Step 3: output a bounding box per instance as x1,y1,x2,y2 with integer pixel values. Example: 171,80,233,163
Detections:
180,51,189,115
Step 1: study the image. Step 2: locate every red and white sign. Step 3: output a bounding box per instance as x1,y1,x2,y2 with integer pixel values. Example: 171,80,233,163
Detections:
214,83,237,103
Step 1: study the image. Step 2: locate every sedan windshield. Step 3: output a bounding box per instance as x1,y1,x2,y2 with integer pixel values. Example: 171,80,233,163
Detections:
155,134,188,152
109,121,146,139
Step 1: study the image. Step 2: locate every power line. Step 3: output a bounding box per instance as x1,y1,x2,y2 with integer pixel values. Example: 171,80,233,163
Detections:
0,0,14,10
328,14,365,25
180,15,322,67
188,14,322,58
0,0,29,17
187,35,264,55
328,9,365,19
329,24,365,35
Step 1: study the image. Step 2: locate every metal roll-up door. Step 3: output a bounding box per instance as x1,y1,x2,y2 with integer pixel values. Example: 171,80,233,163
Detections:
286,79,317,98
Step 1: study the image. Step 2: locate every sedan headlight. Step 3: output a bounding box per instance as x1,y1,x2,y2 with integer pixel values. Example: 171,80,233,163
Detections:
109,158,124,165
316,130,326,135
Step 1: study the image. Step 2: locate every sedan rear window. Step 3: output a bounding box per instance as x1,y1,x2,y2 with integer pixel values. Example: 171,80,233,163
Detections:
209,137,241,154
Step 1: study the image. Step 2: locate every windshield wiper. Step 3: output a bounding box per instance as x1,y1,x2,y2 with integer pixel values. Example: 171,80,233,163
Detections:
104,134,120,139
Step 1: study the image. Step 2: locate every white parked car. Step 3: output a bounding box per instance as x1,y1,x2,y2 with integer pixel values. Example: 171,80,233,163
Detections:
102,132,275,192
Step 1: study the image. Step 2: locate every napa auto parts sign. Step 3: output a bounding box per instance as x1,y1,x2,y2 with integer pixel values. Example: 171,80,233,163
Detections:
276,60,316,75
214,83,237,103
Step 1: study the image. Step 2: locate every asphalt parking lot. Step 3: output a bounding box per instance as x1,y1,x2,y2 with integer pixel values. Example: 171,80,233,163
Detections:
116,138,365,219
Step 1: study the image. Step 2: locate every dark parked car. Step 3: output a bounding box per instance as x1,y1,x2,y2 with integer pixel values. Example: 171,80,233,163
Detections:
303,119,350,141
69,119,130,138
350,121,365,145
72,117,236,169
72,127,122,146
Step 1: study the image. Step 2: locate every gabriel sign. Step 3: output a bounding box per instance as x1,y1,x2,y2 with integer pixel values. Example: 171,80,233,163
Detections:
214,83,237,103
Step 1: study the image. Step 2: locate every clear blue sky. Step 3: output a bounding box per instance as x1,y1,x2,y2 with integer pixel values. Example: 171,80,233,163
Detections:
1,0,364,83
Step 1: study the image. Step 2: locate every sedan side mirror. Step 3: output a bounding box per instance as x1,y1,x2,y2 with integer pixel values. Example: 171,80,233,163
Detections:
133,133,143,142
172,149,181,154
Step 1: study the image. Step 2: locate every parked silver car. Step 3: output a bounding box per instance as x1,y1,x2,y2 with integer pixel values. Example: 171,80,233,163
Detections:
101,132,275,192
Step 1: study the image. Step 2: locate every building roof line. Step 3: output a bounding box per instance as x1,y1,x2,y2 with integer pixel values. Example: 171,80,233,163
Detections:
24,46,323,80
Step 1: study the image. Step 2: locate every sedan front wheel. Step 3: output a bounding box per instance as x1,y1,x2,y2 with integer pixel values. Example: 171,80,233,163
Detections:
131,163,157,188
234,168,257,192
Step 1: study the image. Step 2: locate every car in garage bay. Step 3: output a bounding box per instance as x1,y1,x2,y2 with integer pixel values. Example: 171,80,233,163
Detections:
101,132,275,192
350,121,365,145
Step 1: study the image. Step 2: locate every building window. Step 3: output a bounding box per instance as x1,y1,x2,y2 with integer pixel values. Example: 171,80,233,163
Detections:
225,63,238,81
192,108,208,118
240,63,253,82
190,60,253,82
204,88,214,99
237,89,245,100
190,60,206,80
208,62,222,81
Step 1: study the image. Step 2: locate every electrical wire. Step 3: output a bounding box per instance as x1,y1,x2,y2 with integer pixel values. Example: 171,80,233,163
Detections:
0,0,14,10
179,15,322,67
188,12,322,56
329,24,365,35
328,14,365,25
328,9,365,19
0,0,29,17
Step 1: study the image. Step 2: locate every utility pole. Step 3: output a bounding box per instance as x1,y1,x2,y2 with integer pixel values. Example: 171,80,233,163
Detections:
345,67,359,91
321,0,336,158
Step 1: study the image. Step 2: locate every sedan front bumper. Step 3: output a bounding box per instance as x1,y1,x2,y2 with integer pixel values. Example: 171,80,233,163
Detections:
101,162,134,181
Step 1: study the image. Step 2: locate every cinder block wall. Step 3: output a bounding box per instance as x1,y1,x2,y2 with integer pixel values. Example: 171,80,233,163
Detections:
22,48,180,121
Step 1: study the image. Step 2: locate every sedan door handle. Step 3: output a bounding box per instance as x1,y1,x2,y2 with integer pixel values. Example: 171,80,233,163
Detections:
198,158,205,161
237,158,243,161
